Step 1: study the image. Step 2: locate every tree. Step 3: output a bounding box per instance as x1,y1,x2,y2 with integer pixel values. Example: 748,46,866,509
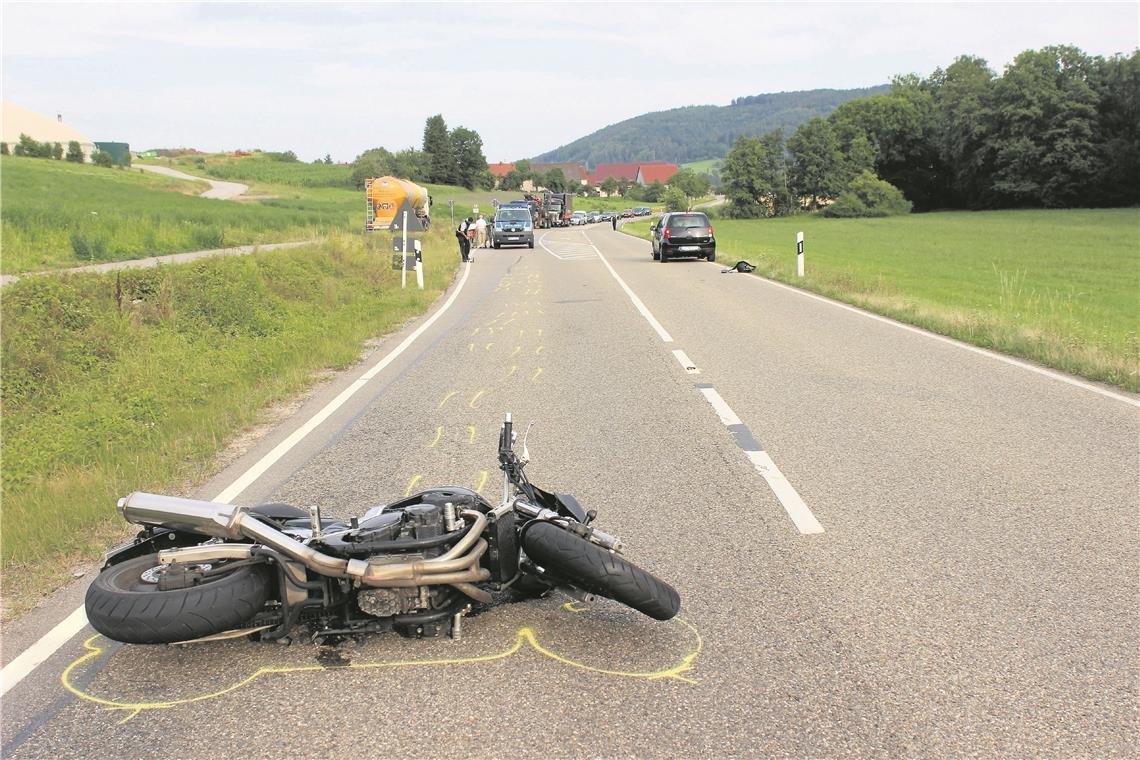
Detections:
91,150,114,168
66,141,84,163
0,142,8,155
1089,50,1140,205
51,142,63,160
788,117,845,208
662,186,688,211
930,55,997,207
539,168,566,192
323,153,333,164
601,176,619,196
350,147,395,188
422,114,458,185
450,126,488,190
392,149,431,182
722,132,792,217
822,170,912,217
671,169,710,201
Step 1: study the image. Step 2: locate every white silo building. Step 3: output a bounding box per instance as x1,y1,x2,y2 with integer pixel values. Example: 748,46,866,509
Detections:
2,101,96,160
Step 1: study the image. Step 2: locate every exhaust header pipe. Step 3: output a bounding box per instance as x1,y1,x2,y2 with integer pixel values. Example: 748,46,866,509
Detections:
118,493,491,596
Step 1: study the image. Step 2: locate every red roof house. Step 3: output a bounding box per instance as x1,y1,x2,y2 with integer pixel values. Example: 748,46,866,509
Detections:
636,163,679,185
488,162,515,178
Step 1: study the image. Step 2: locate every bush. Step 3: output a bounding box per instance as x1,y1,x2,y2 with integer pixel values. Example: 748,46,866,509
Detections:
662,186,688,211
91,151,114,168
823,171,912,218
66,141,84,163
1,142,9,155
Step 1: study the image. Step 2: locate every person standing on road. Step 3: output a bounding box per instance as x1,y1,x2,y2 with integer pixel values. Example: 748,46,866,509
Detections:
456,217,472,263
475,215,488,249
611,213,618,231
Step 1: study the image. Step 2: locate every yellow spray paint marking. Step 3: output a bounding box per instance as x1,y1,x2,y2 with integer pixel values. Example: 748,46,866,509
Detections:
467,426,477,444
484,343,494,352
468,389,486,409
60,613,702,722
532,368,544,383
437,390,458,410
403,474,422,496
500,365,517,381
471,327,481,336
519,329,525,337
474,469,489,494
537,329,543,337
426,427,443,449
535,346,544,356
509,346,521,358
501,317,515,327
468,343,475,353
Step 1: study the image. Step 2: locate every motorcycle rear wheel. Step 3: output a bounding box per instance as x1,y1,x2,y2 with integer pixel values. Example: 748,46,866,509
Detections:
521,521,680,620
85,553,273,644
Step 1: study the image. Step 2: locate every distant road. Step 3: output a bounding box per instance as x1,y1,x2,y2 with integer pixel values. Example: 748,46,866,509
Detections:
135,163,248,199
692,194,725,209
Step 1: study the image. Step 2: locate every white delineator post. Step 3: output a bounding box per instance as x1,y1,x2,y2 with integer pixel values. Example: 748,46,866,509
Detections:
415,240,424,290
401,211,408,290
796,231,804,277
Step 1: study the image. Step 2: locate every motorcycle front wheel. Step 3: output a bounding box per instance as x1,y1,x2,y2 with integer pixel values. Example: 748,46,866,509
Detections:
521,521,680,620
85,553,273,644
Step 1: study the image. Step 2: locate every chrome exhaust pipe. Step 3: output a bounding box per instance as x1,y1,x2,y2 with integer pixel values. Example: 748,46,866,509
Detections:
119,493,490,589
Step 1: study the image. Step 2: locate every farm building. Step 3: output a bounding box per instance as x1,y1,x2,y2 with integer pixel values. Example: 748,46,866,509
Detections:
1,101,96,160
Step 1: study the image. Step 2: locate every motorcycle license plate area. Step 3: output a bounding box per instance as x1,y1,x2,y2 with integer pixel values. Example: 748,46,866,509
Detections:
61,596,701,723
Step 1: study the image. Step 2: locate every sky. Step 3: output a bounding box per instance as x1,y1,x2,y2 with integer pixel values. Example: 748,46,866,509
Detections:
3,2,1137,163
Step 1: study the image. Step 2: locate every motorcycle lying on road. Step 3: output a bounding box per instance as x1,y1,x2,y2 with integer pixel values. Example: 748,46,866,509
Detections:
85,414,680,644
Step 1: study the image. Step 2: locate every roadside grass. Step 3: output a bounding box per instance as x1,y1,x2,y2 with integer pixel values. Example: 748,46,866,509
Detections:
622,209,1140,391
0,156,353,274
0,227,459,616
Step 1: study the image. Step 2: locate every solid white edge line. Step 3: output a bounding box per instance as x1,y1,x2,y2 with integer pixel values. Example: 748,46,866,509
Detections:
580,231,673,343
536,231,566,261
0,260,474,694
672,349,699,374
0,607,88,696
743,451,825,535
705,260,1139,408
698,387,743,426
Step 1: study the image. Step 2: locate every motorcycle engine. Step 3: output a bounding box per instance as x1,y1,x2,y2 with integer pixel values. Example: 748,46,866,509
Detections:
313,502,455,619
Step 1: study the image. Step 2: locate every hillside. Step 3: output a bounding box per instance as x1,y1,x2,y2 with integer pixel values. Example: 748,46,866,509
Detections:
533,86,890,166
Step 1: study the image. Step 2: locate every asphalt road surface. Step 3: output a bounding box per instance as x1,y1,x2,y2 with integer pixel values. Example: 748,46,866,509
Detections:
3,225,1137,758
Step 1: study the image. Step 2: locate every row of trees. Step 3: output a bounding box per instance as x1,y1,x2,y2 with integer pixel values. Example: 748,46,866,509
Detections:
2,134,114,166
723,45,1139,218
350,115,493,191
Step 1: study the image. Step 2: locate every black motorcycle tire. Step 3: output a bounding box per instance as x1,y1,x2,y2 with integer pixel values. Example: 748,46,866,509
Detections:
85,553,273,644
521,521,680,620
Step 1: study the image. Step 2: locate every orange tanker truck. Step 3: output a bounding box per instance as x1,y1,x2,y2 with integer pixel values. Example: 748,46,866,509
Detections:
365,176,431,231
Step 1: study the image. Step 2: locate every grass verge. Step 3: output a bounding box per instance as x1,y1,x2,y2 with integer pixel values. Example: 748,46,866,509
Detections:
622,209,1139,391
0,227,459,617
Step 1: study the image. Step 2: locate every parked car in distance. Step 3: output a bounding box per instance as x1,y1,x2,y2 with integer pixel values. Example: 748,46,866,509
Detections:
586,211,599,224
492,207,535,248
650,211,715,262
598,211,613,221
621,209,635,218
569,211,587,226
633,206,651,216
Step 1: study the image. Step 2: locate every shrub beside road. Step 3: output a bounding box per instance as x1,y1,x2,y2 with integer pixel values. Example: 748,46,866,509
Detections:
623,209,1139,391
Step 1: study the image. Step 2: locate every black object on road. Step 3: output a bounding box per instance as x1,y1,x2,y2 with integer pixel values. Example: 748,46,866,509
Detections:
721,260,756,274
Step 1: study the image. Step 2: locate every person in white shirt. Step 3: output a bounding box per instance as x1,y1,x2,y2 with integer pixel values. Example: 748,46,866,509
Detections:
475,215,488,248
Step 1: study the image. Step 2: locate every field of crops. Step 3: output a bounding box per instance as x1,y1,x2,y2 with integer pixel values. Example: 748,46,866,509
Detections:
623,209,1139,391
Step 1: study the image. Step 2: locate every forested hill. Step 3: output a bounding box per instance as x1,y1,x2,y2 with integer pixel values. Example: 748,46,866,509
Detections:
533,86,890,165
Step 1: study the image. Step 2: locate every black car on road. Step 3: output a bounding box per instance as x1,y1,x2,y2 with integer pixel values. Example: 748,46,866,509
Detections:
650,212,715,262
